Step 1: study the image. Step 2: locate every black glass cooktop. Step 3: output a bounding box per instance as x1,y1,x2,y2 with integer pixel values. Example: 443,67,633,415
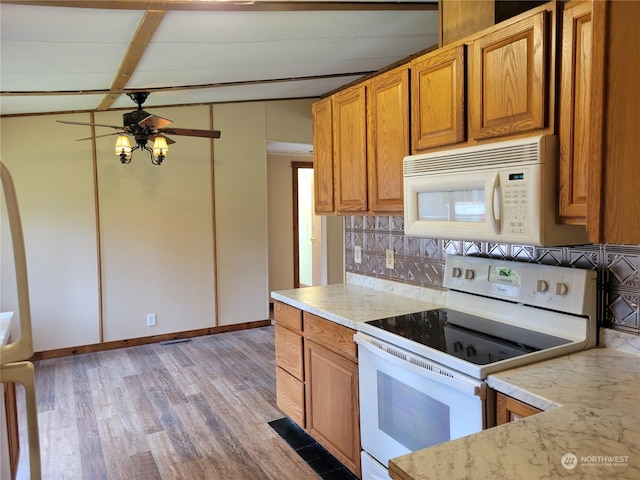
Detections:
365,308,572,366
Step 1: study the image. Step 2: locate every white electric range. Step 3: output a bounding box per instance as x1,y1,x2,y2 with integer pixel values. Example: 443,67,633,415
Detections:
355,254,597,480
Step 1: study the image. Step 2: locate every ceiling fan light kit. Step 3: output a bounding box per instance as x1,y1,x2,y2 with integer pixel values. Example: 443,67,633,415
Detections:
58,92,221,166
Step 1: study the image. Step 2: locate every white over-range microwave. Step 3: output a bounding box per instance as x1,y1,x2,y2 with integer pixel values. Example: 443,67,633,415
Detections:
403,134,588,246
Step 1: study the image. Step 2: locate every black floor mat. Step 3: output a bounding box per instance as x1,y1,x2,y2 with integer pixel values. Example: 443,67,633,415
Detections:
268,417,359,480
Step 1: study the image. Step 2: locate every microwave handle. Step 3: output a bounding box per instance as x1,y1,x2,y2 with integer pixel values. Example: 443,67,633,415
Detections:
488,172,500,234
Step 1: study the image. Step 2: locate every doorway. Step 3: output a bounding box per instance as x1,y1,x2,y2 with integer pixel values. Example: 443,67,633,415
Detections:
292,162,315,288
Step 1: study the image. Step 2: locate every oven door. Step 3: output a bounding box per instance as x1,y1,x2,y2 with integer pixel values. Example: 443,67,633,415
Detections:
355,332,487,470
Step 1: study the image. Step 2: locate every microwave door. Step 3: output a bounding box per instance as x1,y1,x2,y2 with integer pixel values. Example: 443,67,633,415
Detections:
405,171,502,241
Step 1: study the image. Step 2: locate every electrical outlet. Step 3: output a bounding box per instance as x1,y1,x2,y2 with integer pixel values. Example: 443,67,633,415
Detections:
147,313,157,327
354,245,362,264
385,249,394,269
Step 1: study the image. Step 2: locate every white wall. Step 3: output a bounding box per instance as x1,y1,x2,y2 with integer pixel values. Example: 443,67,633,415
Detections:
95,105,216,341
213,102,270,326
1,114,101,351
1,99,315,351
266,99,315,143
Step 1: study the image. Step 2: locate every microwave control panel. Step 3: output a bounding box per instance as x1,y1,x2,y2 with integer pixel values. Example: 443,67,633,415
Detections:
503,172,530,236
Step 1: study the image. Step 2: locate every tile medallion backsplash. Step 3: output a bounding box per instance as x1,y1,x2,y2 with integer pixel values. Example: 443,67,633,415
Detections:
345,216,640,335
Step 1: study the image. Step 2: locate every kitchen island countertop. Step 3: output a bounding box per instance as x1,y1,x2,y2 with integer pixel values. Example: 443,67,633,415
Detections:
390,347,640,480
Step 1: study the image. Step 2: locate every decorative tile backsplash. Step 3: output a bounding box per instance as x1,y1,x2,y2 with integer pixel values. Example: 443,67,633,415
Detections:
345,216,640,335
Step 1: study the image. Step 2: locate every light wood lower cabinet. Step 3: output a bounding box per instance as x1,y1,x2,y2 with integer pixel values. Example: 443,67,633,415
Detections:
496,392,542,424
273,302,361,478
305,339,360,478
275,366,306,428
274,303,305,428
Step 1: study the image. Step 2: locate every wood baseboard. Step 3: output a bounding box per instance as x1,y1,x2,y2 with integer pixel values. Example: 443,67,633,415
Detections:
30,320,272,361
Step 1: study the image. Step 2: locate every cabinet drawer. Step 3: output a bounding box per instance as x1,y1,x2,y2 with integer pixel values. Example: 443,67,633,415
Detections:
275,324,304,381
304,313,357,361
274,301,303,332
276,366,305,428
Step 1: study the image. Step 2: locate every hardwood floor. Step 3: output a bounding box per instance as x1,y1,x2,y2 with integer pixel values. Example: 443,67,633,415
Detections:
15,326,320,479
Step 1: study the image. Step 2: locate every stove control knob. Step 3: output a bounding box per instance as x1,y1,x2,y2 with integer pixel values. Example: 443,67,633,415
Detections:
452,267,462,278
466,346,476,357
464,269,475,280
555,282,569,296
536,280,549,293
453,341,463,352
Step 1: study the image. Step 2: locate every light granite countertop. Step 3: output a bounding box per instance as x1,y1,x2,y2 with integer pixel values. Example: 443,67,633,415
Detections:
390,347,640,480
271,276,445,330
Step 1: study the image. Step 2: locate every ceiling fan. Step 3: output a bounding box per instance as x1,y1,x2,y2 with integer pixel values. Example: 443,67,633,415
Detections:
57,92,221,165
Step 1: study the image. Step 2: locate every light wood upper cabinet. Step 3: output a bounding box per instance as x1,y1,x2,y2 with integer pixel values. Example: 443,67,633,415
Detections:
556,0,640,244
312,97,334,214
558,1,592,225
367,66,410,212
411,45,466,152
584,0,640,243
333,84,368,214
469,11,548,140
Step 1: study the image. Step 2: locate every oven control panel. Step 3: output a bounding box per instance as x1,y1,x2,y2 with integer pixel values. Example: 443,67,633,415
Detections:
443,254,596,315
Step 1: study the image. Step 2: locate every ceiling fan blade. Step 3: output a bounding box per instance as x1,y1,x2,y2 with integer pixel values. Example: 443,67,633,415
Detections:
150,133,176,145
57,120,122,129
76,132,123,141
138,114,173,130
159,127,221,139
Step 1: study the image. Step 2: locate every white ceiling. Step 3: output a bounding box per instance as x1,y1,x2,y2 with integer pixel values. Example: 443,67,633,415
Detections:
0,1,439,116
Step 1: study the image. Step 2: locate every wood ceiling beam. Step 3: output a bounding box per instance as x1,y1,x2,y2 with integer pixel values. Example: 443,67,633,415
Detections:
96,9,167,110
0,0,437,12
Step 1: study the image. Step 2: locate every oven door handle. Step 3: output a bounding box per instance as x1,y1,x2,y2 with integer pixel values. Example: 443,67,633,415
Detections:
355,333,485,398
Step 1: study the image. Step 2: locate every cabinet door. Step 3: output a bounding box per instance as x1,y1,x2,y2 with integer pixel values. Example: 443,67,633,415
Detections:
312,97,335,214
367,66,410,213
411,45,466,152
588,0,640,244
496,393,541,425
305,340,361,478
333,84,368,214
469,11,547,140
558,1,593,225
